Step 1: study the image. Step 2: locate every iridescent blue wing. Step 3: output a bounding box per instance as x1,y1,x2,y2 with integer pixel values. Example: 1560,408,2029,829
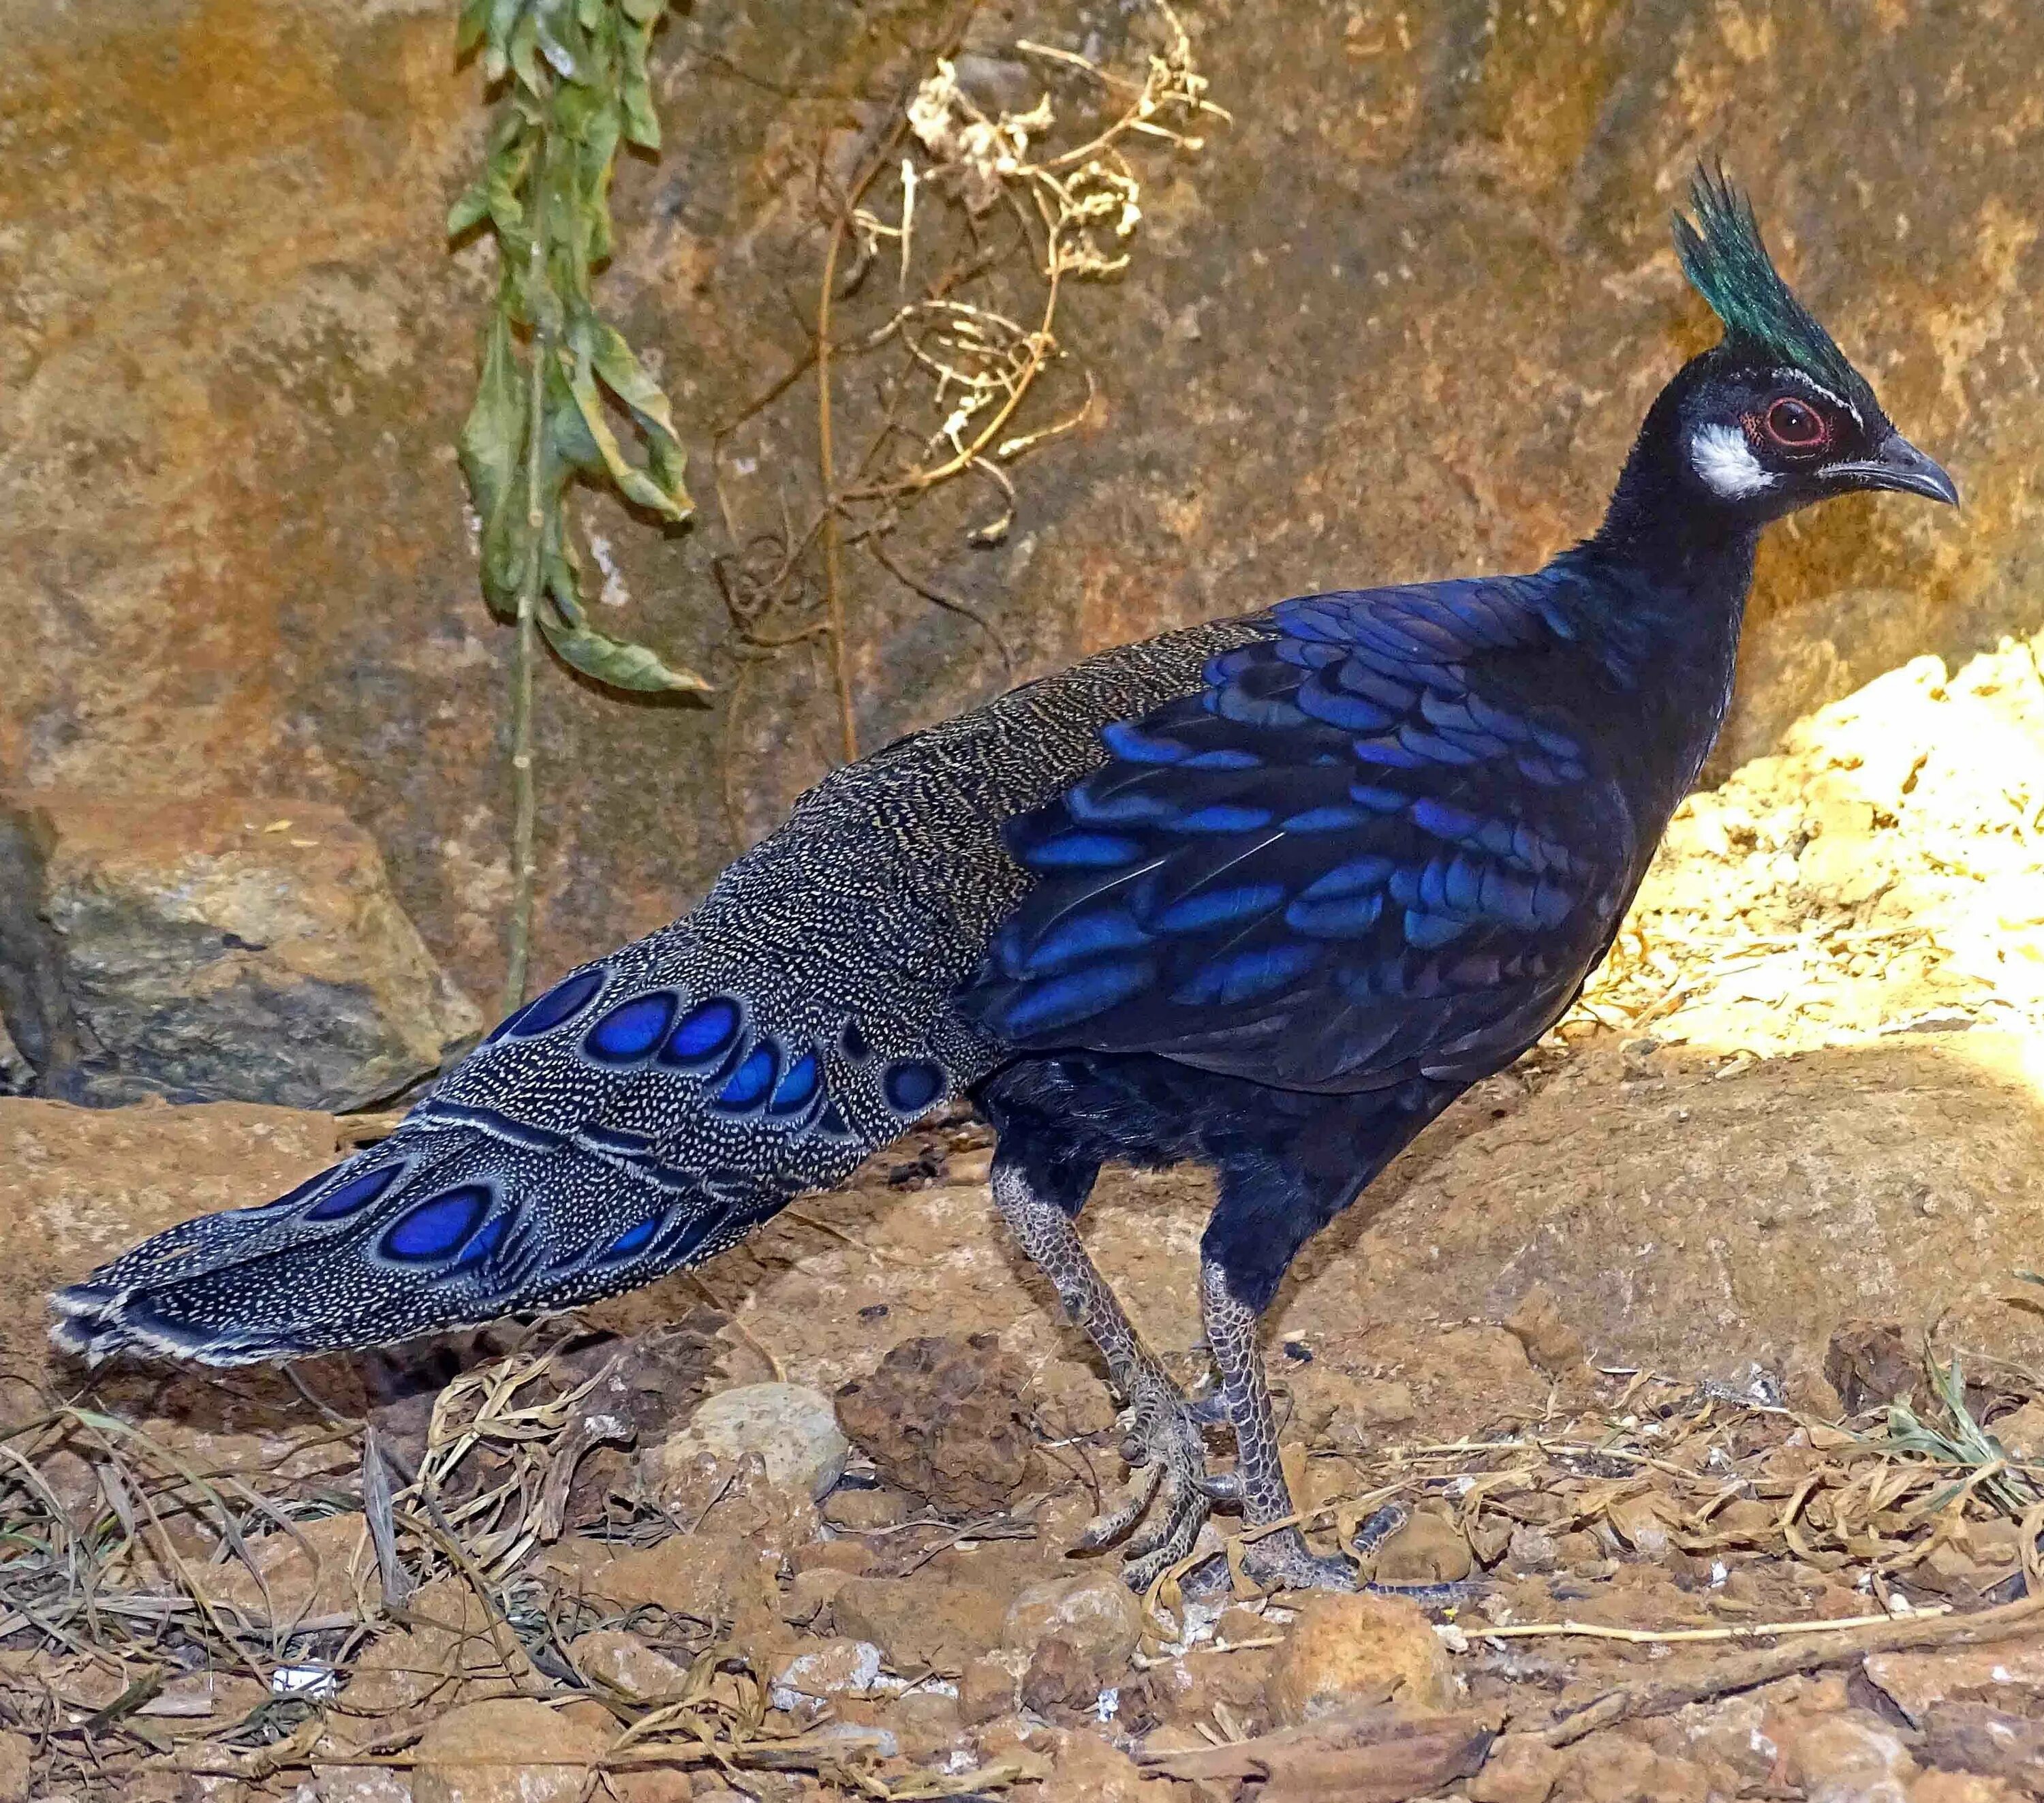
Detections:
959,583,1643,1091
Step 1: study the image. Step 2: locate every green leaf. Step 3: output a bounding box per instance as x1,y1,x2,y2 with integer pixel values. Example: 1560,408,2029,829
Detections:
457,312,532,615
589,320,680,441
447,182,491,237
456,0,494,55
537,607,712,694
509,8,546,94
620,22,660,149
620,0,665,24
566,350,692,523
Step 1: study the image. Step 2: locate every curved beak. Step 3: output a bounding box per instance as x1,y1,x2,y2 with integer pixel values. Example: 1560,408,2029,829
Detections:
1828,432,1960,507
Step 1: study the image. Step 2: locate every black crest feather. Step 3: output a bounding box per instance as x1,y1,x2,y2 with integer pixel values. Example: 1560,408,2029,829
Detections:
1674,164,1879,418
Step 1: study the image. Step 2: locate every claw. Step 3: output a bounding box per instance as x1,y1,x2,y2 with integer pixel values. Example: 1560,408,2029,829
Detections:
1078,1461,1161,1551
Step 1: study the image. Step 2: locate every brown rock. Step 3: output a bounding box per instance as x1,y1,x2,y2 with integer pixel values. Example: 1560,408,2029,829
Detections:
1827,1320,1920,1415
780,1565,856,1628
646,1383,848,1504
1372,1509,1474,1585
26,793,477,1109
1558,1733,1716,1803
1504,1285,1588,1376
830,1575,1008,1673
834,1334,1036,1514
1912,1773,2028,1803
1265,1593,1455,1728
309,1768,416,1803
959,1656,1019,1725
1040,1730,1156,1803
339,1575,534,1718
1467,1732,1563,1803
1002,1570,1145,1682
821,1485,907,1531
893,1688,965,1761
540,1532,781,1642
767,1637,882,1714
569,1629,692,1704
0,1731,29,1803
412,1698,608,1803
1775,1710,1918,1802
203,1511,370,1627
1919,1702,2044,1791
1988,1398,2044,1460
1021,1638,1099,1716
1865,1644,2044,1726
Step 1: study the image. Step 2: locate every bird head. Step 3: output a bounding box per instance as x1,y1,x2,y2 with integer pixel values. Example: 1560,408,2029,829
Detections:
1666,165,1956,519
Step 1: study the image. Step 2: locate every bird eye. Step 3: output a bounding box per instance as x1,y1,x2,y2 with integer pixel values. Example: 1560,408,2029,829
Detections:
1763,397,1825,448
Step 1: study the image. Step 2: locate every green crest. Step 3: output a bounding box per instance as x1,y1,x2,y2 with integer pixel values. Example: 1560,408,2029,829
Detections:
1673,164,1877,416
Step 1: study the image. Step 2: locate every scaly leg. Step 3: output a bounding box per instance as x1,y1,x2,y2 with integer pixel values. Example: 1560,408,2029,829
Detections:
1200,1257,1357,1592
991,1157,1232,1590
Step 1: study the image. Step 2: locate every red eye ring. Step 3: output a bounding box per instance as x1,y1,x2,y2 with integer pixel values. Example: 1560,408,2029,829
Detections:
1763,397,1826,448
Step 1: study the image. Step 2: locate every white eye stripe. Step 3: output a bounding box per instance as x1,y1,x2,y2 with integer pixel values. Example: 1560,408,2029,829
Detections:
1774,367,1863,431
1690,423,1777,498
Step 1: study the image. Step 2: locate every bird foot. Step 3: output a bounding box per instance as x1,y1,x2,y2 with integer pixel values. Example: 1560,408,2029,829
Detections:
1081,1368,1235,1592
1239,1526,1359,1594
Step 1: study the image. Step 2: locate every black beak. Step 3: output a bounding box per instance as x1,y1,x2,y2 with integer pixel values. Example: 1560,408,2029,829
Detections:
1829,432,1960,506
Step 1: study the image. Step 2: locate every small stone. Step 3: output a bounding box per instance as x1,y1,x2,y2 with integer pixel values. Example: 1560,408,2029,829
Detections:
202,1511,370,1626
1776,1710,1917,1803
1373,1509,1473,1584
1989,1398,2044,1460
1865,1644,2044,1726
412,1698,608,1803
341,1575,533,1715
1265,1592,1455,1727
569,1629,692,1704
781,1566,856,1627
0,1732,29,1803
831,1576,1008,1672
1021,1637,1096,1716
821,1485,906,1530
769,1638,883,1714
959,1656,1017,1725
1508,1524,1559,1573
1920,1702,2044,1791
1503,1284,1588,1376
1825,1319,1917,1414
652,1383,848,1502
893,1688,965,1760
1467,1733,1564,1803
1002,1569,1144,1682
1911,1773,2029,1803
1040,1729,1154,1803
310,1769,416,1803
835,1334,1036,1513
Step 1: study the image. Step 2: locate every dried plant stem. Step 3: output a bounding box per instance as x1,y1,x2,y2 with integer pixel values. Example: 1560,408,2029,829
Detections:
1536,1590,2044,1747
504,237,548,1015
1481,1605,1949,1646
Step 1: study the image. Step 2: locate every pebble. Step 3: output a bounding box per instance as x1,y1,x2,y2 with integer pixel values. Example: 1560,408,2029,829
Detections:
653,1383,848,1501
834,1333,1036,1513
569,1629,692,1704
1265,1592,1455,1727
769,1638,883,1714
1373,1508,1474,1584
411,1698,609,1803
1002,1569,1144,1682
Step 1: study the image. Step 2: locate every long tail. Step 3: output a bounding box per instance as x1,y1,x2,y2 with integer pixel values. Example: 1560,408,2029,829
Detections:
51,923,967,1365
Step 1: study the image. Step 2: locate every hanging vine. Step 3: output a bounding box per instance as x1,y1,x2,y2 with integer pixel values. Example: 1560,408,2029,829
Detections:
451,0,710,1013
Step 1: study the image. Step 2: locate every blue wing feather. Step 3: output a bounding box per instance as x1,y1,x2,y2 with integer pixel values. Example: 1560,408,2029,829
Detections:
959,579,1642,1091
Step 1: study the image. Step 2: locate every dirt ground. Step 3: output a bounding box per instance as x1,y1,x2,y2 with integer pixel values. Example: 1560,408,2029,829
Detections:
10,638,2044,1802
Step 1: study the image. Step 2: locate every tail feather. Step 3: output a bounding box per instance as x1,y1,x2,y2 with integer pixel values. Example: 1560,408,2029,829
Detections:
51,924,978,1366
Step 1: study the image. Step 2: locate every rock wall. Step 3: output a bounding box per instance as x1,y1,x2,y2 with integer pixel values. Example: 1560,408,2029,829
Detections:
3,0,2039,1002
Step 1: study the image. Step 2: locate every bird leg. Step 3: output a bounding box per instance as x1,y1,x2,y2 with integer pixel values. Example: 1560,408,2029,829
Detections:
991,1160,1229,1589
1200,1257,1359,1592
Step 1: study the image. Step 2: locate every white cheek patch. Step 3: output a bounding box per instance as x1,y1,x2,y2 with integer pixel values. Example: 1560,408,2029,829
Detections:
1690,422,1776,499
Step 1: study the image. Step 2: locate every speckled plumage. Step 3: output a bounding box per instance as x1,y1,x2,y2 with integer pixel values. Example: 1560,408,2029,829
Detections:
51,169,1956,1595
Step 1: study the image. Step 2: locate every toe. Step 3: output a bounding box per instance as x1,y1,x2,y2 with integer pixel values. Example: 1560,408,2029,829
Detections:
1077,1462,1161,1551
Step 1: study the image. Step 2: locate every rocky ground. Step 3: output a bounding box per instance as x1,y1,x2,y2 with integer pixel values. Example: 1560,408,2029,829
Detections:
10,637,2044,1802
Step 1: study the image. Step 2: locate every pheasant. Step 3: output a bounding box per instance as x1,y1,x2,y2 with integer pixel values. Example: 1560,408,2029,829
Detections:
54,170,1956,1592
